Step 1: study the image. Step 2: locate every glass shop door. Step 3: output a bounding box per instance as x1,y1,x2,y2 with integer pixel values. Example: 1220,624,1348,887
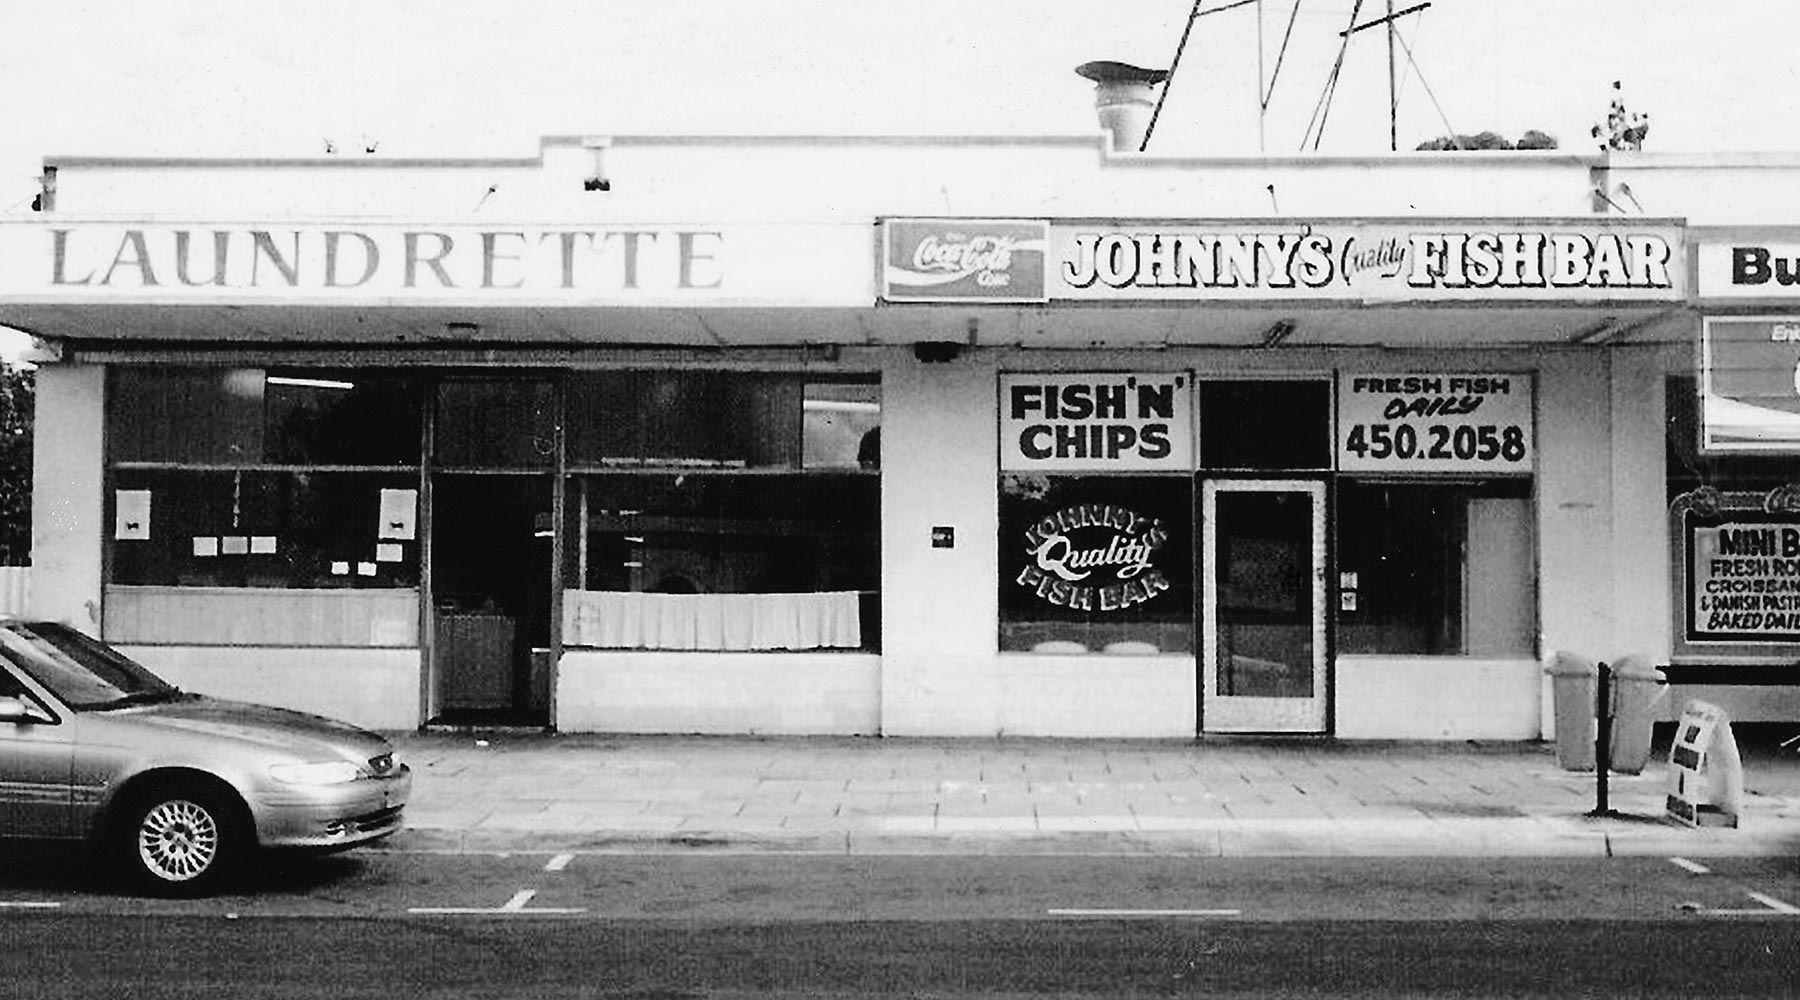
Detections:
1201,479,1328,733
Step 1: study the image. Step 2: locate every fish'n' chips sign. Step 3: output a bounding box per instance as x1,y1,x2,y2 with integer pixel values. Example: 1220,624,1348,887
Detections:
1000,372,1192,471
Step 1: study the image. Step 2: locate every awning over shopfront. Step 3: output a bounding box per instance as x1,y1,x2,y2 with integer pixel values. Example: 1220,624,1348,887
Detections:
0,216,1696,351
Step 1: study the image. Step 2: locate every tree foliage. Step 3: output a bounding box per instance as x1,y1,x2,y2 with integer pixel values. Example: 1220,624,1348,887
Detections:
1592,80,1649,151
1415,129,1558,151
0,365,33,565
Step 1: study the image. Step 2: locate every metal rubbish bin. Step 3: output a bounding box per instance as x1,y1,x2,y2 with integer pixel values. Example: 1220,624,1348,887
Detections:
1545,651,1597,771
1606,655,1667,774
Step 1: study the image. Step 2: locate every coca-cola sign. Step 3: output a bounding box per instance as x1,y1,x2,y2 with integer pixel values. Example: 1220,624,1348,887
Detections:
882,219,1047,302
1014,503,1173,612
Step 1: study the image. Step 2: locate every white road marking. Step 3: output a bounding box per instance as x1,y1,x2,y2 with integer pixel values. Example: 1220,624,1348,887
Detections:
409,887,586,916
1048,908,1241,918
0,901,61,909
1684,891,1800,917
1668,856,1711,875
545,853,575,872
1746,891,1800,915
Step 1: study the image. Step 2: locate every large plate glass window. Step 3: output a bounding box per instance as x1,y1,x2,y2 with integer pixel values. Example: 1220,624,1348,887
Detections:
1668,371,1800,662
997,372,1193,654
105,367,423,647
1332,372,1536,657
561,373,879,652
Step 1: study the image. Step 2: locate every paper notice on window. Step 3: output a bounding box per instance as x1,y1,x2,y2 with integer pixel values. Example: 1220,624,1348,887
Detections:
193,536,220,557
221,536,249,556
357,561,377,577
330,561,350,575
250,536,278,554
375,543,404,563
115,490,152,540
379,489,417,540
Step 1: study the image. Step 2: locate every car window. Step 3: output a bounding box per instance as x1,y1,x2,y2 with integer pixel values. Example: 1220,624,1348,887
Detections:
0,623,180,710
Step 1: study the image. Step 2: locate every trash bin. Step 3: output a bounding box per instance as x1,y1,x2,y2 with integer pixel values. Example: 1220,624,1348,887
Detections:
1606,654,1667,774
1544,651,1597,771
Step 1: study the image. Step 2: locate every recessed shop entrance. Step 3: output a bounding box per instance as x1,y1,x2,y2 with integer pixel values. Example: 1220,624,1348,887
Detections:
1200,479,1328,733
427,474,554,727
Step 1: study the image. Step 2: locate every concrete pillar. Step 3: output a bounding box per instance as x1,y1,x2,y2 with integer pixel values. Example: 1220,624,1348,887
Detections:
879,348,999,735
30,363,104,631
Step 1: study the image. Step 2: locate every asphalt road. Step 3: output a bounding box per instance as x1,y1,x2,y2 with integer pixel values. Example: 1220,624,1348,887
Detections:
3,847,1798,997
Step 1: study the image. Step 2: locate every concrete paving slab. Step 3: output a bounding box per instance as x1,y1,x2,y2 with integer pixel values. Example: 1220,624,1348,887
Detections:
386,731,1800,858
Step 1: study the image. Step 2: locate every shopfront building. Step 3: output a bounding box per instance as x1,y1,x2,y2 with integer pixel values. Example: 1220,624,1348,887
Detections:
2,135,1795,737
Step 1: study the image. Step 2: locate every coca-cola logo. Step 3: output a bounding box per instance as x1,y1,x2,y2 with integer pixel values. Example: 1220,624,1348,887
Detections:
911,234,1021,288
883,219,1047,302
1014,503,1172,612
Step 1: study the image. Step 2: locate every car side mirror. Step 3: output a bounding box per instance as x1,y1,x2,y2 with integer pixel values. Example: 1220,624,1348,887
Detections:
0,695,53,724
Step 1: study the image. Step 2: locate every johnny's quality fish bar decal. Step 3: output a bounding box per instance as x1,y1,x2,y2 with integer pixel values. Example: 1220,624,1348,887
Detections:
1337,372,1534,474
1687,519,1800,642
1000,373,1192,472
1015,503,1173,612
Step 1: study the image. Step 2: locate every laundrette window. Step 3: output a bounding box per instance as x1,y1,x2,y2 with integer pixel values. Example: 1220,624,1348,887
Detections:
1334,479,1535,656
104,367,423,646
110,367,423,466
560,374,880,652
998,474,1193,654
108,469,420,590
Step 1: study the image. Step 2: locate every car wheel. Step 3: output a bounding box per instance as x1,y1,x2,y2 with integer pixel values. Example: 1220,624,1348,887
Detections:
113,782,244,896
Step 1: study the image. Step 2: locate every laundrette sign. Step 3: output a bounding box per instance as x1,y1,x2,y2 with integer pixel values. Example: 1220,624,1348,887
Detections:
0,220,872,305
883,218,1683,303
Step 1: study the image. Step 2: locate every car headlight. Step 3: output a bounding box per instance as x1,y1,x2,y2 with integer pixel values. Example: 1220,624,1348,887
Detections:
269,760,364,785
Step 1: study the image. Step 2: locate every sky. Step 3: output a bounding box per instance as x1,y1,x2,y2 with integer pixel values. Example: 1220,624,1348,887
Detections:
2,0,1798,214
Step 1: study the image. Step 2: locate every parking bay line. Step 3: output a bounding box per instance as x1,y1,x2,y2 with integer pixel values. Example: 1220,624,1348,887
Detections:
410,889,586,916
1049,908,1242,918
545,853,574,872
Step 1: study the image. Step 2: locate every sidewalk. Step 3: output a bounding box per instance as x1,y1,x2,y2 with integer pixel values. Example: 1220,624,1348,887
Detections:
383,732,1800,859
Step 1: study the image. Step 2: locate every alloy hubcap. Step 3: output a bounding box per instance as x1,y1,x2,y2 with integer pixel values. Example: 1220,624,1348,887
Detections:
138,799,219,881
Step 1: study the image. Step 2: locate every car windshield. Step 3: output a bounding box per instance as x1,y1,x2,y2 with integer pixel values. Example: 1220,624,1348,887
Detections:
0,622,181,710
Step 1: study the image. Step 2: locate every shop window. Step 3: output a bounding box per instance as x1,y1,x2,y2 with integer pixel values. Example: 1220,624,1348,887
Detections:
566,372,844,470
104,470,421,646
561,473,879,651
998,474,1193,654
434,379,557,468
1199,379,1331,470
109,367,421,466
105,366,423,647
1334,479,1534,656
1665,375,1800,660
1666,376,1795,501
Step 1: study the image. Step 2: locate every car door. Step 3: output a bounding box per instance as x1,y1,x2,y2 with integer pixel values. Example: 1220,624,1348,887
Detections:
0,660,75,838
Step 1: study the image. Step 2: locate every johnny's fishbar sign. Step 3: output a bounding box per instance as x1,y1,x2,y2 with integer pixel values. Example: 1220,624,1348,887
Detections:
1001,373,1192,471
1688,520,1800,641
1016,504,1173,612
1049,222,1682,302
1338,372,1534,473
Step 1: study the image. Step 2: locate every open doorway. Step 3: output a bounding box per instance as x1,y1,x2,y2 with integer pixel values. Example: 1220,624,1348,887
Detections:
429,474,553,727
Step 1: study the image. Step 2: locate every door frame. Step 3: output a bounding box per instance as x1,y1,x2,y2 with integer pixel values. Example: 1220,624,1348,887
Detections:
1200,478,1329,734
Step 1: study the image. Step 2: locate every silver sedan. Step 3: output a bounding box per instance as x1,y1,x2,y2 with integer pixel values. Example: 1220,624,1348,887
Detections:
0,620,410,895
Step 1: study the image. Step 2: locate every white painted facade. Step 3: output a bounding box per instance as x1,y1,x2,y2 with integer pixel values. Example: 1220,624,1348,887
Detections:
5,134,1799,737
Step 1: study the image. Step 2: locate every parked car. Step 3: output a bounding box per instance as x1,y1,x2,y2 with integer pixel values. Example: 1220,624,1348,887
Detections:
0,620,410,895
